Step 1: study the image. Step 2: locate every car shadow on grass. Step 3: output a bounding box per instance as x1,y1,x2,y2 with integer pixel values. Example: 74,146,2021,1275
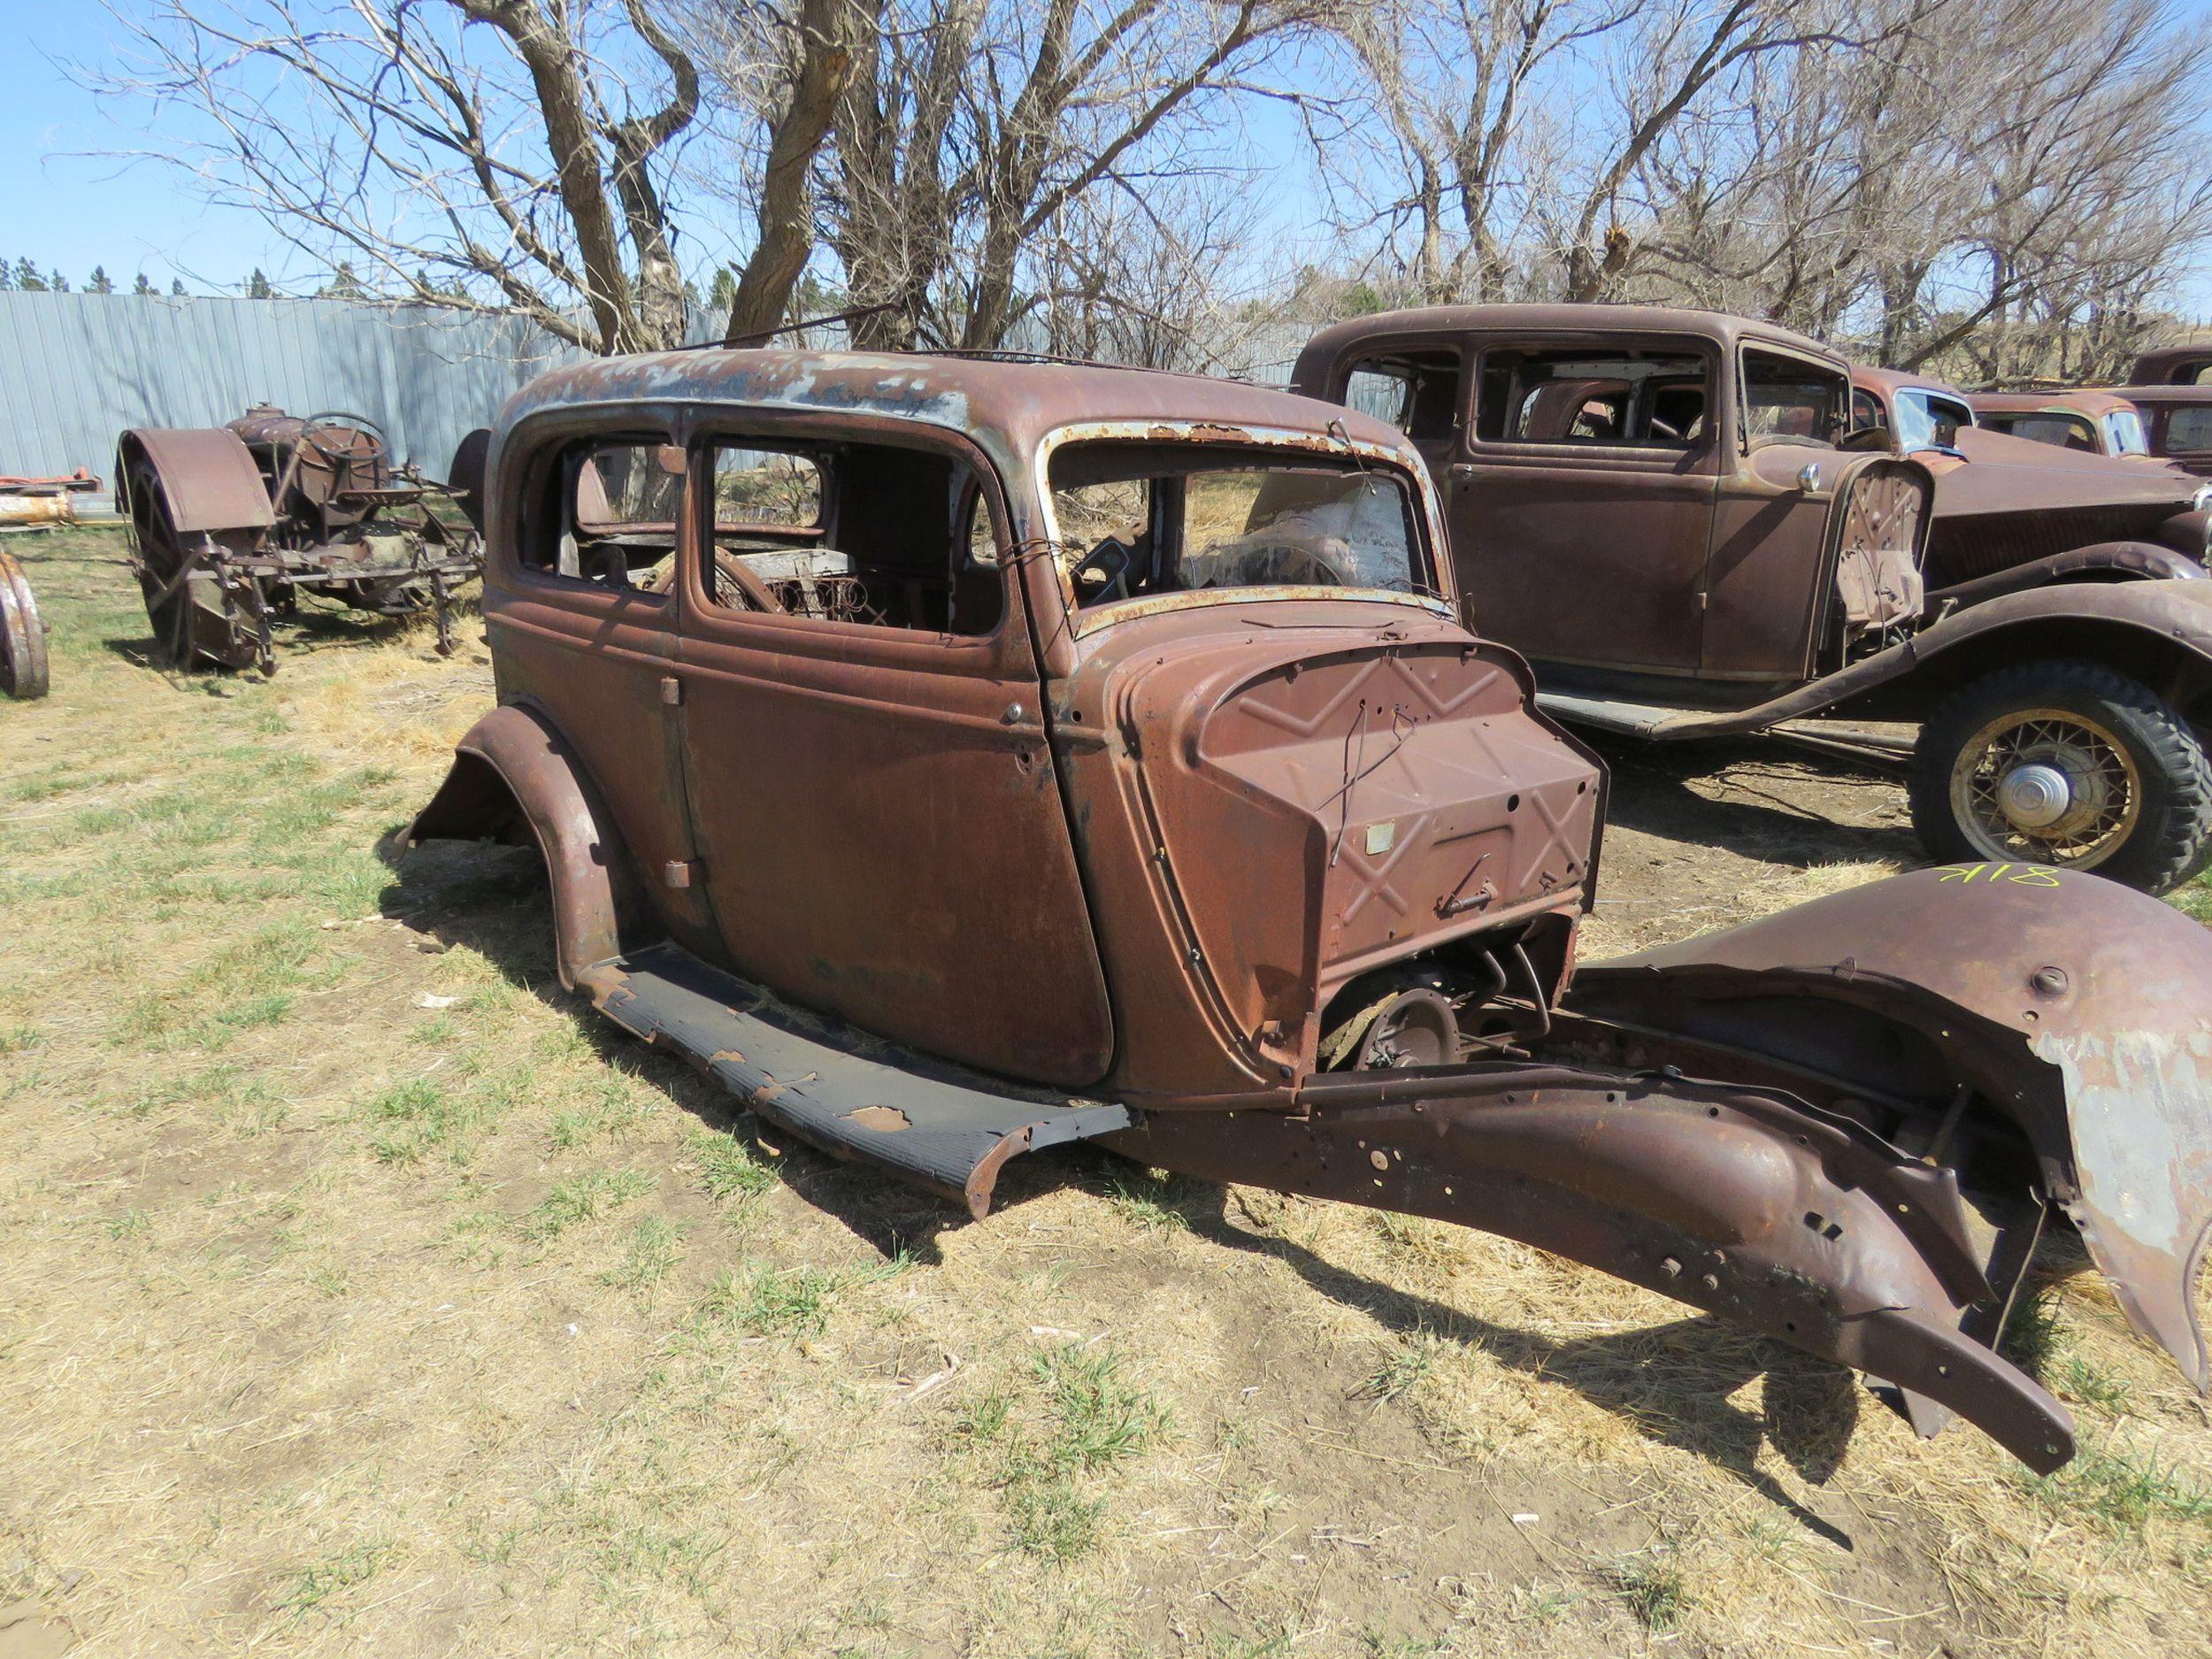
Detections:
377,828,990,1267
1587,731,1925,871
380,826,1883,1530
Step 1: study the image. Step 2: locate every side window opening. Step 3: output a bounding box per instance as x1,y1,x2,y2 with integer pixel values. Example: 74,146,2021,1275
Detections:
698,436,1004,637
1741,349,1847,448
1478,347,1709,446
1851,388,1887,433
1341,350,1463,443
520,436,684,593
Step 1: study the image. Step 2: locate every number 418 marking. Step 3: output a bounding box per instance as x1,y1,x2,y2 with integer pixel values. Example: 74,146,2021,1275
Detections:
1934,863,2063,887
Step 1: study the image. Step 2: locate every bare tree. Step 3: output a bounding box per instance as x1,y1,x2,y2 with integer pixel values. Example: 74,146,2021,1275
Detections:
809,0,1325,351
85,0,849,353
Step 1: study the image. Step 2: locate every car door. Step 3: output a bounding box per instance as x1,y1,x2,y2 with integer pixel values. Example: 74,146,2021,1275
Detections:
1449,334,1720,674
488,416,717,953
672,418,1114,1088
1701,342,1857,682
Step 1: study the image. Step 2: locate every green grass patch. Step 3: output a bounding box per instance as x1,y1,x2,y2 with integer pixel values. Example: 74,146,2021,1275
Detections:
2027,1438,2212,1535
282,1540,393,1615
687,1125,778,1202
520,1169,654,1240
702,1255,910,1339
602,1215,687,1297
1601,1550,1689,1631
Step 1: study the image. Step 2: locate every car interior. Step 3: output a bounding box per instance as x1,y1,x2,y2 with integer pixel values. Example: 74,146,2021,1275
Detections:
518,433,1004,636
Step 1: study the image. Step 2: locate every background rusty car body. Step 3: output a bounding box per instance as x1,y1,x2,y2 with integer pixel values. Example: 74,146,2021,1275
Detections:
407,347,2212,1477
1292,305,2212,892
2130,343,2212,387
2114,384,2212,479
114,406,483,672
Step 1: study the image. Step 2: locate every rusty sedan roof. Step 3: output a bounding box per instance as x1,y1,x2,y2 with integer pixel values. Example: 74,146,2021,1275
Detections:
1965,388,2143,420
2117,383,2212,406
1295,303,1845,368
497,348,1417,477
1852,365,1969,400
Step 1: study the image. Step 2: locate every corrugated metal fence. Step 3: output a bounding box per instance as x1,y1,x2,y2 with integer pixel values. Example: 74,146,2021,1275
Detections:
0,292,584,500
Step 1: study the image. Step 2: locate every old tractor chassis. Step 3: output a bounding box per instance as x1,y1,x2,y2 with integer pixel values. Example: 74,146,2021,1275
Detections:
117,411,483,673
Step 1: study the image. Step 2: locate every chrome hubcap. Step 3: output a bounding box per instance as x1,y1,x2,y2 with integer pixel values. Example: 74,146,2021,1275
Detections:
1994,762,2075,831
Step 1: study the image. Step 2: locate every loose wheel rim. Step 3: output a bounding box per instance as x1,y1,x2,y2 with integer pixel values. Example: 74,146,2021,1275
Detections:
1947,705,2141,869
1,549,49,700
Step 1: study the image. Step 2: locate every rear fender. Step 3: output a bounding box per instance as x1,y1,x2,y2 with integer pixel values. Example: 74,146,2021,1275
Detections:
115,428,276,536
408,703,655,986
1564,864,2212,1394
1111,1062,2076,1471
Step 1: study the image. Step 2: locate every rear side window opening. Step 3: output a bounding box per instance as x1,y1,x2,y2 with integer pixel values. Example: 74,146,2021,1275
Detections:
517,435,687,594
1475,346,1710,446
511,426,1005,637
1046,441,1437,613
1340,349,1464,443
695,433,1004,637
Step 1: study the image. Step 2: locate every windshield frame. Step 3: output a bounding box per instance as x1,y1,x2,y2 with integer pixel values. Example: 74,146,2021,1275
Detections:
1034,421,1454,638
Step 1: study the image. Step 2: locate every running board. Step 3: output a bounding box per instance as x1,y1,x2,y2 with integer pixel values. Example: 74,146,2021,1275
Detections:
1538,691,1913,768
576,944,1133,1218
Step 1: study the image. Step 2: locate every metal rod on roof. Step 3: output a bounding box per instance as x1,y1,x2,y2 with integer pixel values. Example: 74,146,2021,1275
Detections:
722,301,902,349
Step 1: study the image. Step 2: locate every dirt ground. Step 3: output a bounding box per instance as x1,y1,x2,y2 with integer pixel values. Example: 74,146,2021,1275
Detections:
4,527,2212,1659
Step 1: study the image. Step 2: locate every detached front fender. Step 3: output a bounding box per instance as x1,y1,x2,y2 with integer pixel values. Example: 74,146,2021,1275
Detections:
408,703,653,986
1111,1058,2078,1471
1567,864,2212,1394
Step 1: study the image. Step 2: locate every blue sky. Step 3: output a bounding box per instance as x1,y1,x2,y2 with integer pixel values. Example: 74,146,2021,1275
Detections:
12,0,2211,315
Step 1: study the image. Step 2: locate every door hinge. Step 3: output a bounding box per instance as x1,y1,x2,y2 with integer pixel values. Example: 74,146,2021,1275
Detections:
663,859,704,889
660,676,684,706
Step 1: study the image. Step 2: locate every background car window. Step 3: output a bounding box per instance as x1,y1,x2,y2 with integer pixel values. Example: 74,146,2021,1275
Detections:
520,437,683,592
1893,389,1970,451
2165,407,2212,451
697,437,1002,636
1741,349,1846,445
1478,349,1707,444
1988,412,2098,450
1851,388,1888,432
1342,351,1463,442
2104,410,2149,457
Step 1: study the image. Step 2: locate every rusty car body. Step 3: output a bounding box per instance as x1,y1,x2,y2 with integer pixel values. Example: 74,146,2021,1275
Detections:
1962,388,2164,462
115,407,483,672
2116,385,2212,480
1848,366,2212,588
2130,343,2212,387
1291,306,2212,890
410,347,2212,1475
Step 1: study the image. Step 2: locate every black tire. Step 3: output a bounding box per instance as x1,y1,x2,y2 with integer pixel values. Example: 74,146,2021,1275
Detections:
1909,660,2212,894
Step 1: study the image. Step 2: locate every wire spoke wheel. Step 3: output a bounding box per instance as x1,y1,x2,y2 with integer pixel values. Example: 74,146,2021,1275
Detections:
0,549,50,700
1947,705,2141,868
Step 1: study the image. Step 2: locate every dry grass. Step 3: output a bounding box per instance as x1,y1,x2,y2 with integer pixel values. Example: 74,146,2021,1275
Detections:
4,527,2212,1657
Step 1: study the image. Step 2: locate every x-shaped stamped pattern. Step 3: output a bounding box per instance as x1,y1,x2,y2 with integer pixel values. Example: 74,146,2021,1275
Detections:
1237,650,1505,736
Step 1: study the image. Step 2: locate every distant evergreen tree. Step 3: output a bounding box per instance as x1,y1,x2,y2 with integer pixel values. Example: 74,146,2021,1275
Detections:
319,262,366,300
170,278,186,296
12,259,42,291
0,260,12,292
88,266,114,294
247,268,273,299
708,266,738,315
134,272,156,295
50,269,70,292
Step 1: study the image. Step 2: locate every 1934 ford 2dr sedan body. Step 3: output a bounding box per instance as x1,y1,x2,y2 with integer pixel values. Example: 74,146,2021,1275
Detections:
412,349,2212,1474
